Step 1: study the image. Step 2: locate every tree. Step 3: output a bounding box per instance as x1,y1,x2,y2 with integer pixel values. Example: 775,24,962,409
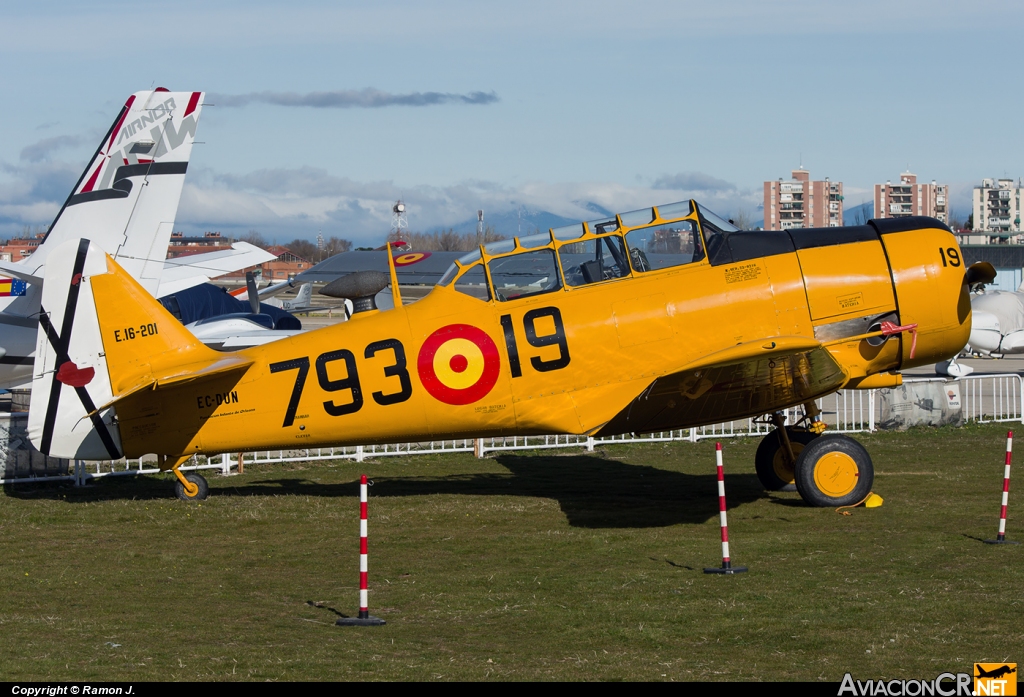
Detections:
851,203,870,226
322,236,352,255
284,238,318,261
730,209,753,230
239,229,268,248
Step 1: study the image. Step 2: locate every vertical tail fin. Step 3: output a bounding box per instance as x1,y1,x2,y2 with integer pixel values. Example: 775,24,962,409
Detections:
290,283,313,311
28,238,245,460
28,239,123,459
26,90,205,295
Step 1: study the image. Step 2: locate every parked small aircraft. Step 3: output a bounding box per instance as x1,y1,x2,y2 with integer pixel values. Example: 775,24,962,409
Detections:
0,89,278,389
28,204,979,508
965,285,1024,356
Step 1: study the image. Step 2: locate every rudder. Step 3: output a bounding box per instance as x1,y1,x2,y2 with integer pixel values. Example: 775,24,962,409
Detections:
29,238,230,459
29,239,122,459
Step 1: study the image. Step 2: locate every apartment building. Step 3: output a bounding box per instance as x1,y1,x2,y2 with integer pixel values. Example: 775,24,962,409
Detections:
873,172,948,223
763,169,843,230
166,230,235,259
972,178,1022,233
0,231,45,260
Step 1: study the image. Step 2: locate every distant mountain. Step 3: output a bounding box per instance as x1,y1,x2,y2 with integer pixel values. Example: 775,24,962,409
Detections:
843,201,874,226
574,201,614,219
429,201,887,237
429,203,614,238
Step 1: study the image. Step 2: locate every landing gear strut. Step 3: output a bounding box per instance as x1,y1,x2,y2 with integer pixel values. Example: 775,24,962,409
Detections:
755,423,818,491
755,409,821,491
162,455,210,502
755,405,875,507
174,471,209,501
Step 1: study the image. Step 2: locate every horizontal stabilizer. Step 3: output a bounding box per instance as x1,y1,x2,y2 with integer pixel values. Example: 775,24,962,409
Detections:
157,241,277,296
91,354,253,416
29,238,250,459
0,260,42,285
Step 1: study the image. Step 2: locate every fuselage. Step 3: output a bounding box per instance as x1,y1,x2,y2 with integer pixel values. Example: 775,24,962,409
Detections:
107,206,971,459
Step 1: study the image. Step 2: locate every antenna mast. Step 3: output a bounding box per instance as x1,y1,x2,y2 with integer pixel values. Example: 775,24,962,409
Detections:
391,200,408,240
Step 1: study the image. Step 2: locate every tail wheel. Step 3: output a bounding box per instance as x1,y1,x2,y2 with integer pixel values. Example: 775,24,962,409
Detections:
794,434,874,507
174,472,209,502
755,428,819,491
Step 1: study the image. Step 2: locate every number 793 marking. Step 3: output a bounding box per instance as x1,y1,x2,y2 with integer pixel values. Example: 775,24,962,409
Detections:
268,338,412,428
267,311,570,428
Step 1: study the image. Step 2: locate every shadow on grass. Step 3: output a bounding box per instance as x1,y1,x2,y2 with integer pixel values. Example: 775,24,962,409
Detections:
306,600,349,619
3,453,771,528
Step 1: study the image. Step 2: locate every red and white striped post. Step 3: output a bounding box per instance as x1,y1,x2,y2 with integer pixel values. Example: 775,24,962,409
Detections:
337,474,387,625
985,431,1020,545
704,443,748,574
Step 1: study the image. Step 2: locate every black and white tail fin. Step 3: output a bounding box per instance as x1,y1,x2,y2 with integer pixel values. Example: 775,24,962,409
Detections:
28,239,252,460
21,89,205,295
28,239,122,460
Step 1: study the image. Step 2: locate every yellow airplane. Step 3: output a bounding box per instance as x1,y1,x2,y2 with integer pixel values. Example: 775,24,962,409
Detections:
28,201,988,506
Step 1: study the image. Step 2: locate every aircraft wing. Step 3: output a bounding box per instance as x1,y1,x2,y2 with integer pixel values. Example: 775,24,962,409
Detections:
0,260,42,285
595,337,847,437
295,250,463,286
157,242,277,296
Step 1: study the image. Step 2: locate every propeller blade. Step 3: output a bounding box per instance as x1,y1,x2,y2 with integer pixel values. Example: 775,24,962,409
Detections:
246,272,261,314
965,261,996,286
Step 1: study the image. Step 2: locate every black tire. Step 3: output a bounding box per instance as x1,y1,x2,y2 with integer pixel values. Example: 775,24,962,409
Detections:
755,428,819,491
174,472,209,502
794,434,874,507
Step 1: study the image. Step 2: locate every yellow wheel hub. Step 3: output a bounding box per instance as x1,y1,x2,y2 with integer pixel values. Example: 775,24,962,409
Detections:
813,452,859,497
772,443,804,484
173,470,199,498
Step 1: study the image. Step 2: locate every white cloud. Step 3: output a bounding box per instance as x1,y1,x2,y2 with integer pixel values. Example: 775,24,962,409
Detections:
19,135,84,163
210,89,499,109
171,165,759,244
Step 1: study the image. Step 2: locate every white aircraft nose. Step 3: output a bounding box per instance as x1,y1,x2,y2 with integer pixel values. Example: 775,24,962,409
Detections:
969,308,1002,353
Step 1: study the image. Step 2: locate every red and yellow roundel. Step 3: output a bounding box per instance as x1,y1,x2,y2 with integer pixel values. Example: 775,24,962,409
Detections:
394,251,431,266
417,324,500,405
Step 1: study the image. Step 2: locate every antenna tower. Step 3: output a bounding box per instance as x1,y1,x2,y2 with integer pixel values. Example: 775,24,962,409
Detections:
391,200,408,238
477,209,484,237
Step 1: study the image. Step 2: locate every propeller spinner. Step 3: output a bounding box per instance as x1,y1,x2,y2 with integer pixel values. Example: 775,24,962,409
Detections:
319,271,390,314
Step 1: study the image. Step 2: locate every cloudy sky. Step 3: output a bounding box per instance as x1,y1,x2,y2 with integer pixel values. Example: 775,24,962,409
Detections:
2,1,1022,246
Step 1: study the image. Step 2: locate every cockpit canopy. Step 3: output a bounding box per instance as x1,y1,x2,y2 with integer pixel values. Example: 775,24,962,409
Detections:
437,200,740,302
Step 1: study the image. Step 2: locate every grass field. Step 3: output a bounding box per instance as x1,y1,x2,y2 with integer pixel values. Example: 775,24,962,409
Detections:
1,423,1021,681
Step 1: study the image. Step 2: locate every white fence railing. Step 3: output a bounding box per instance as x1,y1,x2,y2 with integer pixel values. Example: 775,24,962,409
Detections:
3,373,1022,485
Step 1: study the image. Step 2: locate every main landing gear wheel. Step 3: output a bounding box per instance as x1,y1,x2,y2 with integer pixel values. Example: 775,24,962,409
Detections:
755,428,819,491
794,434,874,507
174,472,209,502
